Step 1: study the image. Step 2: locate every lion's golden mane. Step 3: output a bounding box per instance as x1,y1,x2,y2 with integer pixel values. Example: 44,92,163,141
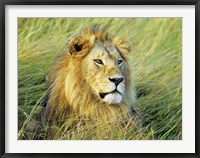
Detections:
45,25,139,127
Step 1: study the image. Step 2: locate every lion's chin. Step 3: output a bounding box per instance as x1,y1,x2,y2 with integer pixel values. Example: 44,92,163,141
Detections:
102,92,123,104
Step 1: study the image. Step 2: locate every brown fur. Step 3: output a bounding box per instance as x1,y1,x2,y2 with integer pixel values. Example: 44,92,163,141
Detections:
45,25,139,128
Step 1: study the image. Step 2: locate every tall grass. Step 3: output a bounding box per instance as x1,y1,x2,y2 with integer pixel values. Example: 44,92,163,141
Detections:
18,18,182,140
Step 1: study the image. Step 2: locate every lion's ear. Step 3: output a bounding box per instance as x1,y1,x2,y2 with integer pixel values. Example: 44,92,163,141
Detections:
112,38,131,55
68,36,91,56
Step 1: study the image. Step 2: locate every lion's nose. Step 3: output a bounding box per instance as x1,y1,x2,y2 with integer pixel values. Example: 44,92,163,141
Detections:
108,77,124,86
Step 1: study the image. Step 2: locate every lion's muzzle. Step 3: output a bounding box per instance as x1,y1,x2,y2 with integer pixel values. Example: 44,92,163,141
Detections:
98,76,125,104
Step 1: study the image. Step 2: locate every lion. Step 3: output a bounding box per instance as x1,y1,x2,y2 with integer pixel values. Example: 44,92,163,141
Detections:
44,25,140,133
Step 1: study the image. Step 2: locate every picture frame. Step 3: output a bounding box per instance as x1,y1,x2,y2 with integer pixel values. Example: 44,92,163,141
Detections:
0,0,199,158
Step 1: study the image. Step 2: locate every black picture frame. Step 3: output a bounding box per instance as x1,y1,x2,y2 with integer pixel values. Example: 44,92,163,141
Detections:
0,0,199,158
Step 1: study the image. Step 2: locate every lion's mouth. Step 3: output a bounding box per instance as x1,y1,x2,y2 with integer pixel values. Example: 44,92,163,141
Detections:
99,90,121,99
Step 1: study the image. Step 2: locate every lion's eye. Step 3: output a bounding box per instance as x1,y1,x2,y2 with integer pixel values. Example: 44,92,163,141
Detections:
94,59,103,65
118,60,123,66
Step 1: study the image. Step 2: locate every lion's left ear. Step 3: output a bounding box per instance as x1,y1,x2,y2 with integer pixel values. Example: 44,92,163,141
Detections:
111,38,131,55
68,36,91,56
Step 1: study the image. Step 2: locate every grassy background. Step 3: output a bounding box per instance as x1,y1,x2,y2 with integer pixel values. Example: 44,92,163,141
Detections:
18,18,182,140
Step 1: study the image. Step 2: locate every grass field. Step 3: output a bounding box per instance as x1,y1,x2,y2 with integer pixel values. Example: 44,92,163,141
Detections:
18,18,182,140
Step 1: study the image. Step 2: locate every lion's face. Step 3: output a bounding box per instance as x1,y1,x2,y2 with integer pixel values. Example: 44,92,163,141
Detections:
84,41,126,104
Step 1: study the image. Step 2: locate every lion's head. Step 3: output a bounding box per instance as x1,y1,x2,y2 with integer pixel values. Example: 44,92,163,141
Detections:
45,25,138,126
